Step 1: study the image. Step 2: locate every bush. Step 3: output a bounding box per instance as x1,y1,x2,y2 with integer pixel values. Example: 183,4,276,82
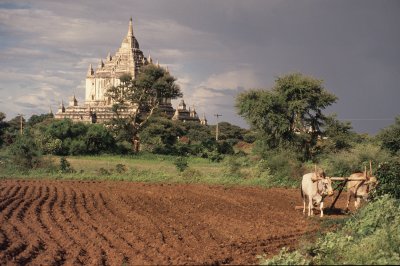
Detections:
223,156,243,179
259,195,400,265
258,248,310,265
115,140,133,154
377,116,400,155
320,143,391,177
208,150,224,163
98,167,111,175
8,134,42,169
181,168,202,182
217,140,235,155
115,164,127,174
243,132,257,143
69,139,86,155
375,160,400,199
262,149,303,181
174,156,188,172
59,157,75,173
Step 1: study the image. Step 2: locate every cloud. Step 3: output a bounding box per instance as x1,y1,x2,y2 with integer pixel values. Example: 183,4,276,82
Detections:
201,69,261,90
176,69,258,126
0,0,399,133
0,47,44,57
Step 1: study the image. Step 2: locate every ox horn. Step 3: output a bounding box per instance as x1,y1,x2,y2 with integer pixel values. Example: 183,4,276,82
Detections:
364,166,367,180
312,165,321,181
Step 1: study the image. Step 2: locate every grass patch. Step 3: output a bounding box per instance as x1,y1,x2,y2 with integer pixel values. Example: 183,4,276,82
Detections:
0,153,300,188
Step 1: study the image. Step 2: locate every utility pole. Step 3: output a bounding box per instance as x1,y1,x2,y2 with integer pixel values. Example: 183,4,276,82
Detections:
214,114,222,141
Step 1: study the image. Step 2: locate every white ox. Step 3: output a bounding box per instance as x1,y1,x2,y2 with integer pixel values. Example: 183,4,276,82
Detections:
301,169,334,217
346,169,378,211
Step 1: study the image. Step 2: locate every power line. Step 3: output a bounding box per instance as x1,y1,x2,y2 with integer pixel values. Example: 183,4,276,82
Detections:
339,118,395,121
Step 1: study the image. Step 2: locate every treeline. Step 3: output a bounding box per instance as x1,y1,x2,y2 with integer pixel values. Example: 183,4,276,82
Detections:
0,111,252,160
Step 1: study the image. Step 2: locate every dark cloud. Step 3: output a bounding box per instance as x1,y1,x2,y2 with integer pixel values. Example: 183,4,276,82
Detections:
0,0,399,133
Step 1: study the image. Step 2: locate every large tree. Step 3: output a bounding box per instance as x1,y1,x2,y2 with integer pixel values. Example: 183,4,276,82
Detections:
236,73,337,160
105,64,182,151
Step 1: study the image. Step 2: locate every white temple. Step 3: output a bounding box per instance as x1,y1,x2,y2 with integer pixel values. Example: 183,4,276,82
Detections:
55,18,206,125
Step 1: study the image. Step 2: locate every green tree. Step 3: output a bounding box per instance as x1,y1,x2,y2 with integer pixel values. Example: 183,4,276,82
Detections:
139,115,183,154
319,114,359,153
0,112,8,147
209,122,247,142
31,119,116,155
236,73,337,160
84,124,115,154
377,116,400,155
8,134,41,169
2,114,25,145
105,64,182,152
27,113,54,127
180,121,214,144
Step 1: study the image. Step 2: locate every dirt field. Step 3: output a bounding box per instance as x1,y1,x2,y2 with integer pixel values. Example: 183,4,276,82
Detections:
0,179,347,265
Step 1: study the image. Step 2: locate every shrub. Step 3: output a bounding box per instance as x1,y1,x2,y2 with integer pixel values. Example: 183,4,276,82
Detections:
375,160,400,199
97,167,111,175
115,140,133,154
320,143,391,177
115,164,127,174
217,140,235,155
174,156,188,172
208,150,224,163
223,156,243,179
59,157,75,173
69,139,86,155
376,116,400,155
243,132,257,143
181,168,202,182
8,134,42,169
260,195,400,265
262,149,303,181
258,247,310,265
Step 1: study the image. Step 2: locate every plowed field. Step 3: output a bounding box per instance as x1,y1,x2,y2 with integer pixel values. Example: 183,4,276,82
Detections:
0,180,337,265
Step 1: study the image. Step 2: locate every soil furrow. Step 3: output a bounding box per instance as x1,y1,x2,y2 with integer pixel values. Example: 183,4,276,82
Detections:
11,185,47,265
67,187,108,265
0,180,347,265
76,190,126,265
40,185,82,264
60,186,104,265
25,186,66,265
0,185,26,217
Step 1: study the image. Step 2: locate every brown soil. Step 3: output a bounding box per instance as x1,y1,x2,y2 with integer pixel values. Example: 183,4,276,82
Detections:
0,180,349,265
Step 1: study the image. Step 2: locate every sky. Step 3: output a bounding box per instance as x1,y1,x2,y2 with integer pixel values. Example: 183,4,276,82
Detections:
0,0,399,134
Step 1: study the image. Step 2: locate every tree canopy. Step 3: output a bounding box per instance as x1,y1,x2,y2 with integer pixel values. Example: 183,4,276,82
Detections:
105,64,182,151
236,73,337,159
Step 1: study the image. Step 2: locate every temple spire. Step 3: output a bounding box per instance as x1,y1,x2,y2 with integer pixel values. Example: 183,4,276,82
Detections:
87,64,94,76
127,17,133,37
